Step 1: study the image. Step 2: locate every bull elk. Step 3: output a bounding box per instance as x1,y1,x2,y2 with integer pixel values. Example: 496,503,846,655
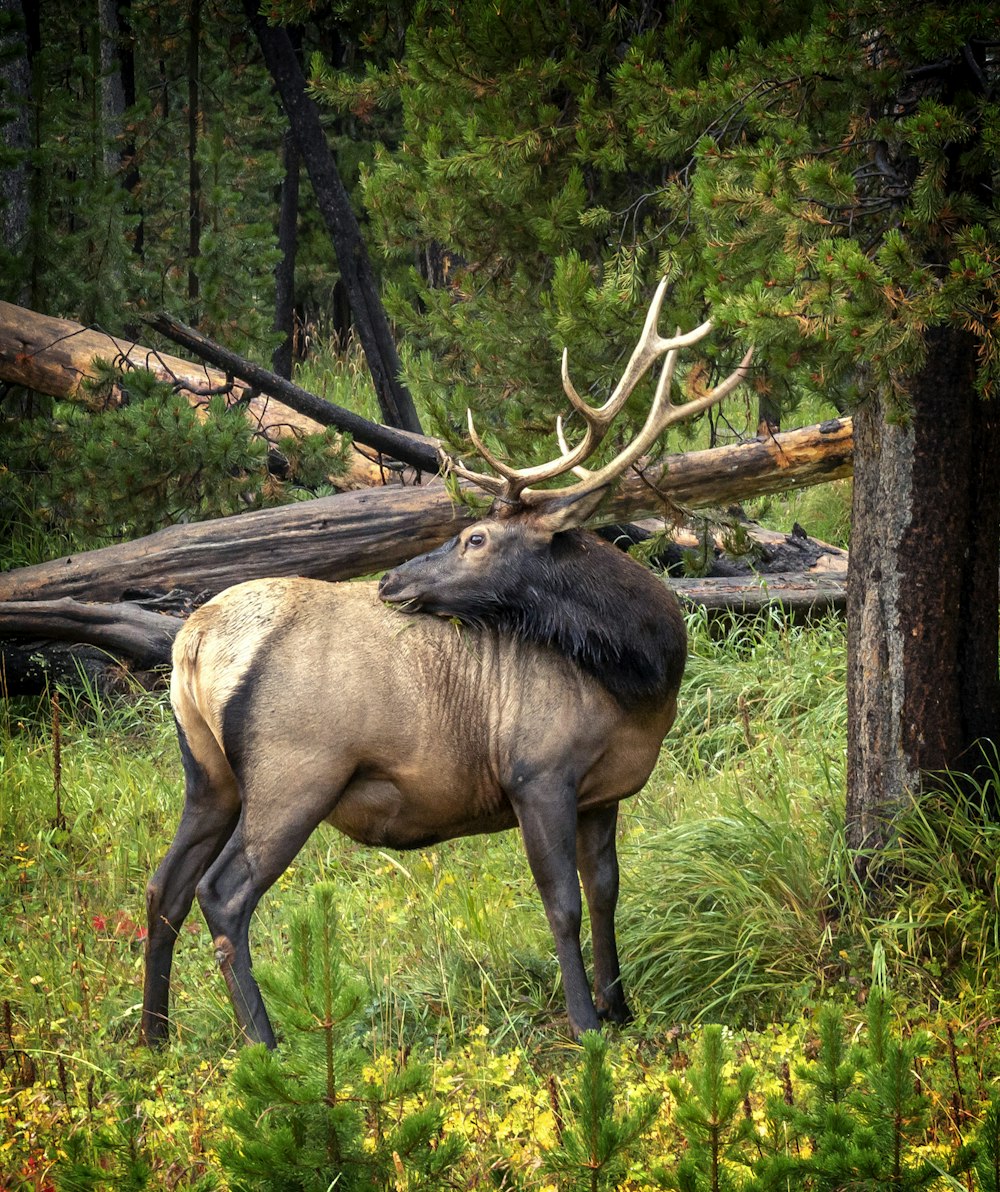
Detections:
141,281,752,1046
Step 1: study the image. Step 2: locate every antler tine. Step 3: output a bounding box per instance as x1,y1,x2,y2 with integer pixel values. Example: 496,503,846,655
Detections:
438,436,508,498
465,409,528,484
519,337,754,509
555,415,594,480
463,278,682,499
463,388,615,502
557,278,673,435
462,406,598,503
441,279,751,512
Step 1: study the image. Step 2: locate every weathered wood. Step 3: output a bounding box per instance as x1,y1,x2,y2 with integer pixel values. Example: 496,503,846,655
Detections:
626,417,853,510
0,598,182,667
0,418,853,605
0,300,392,487
669,571,847,618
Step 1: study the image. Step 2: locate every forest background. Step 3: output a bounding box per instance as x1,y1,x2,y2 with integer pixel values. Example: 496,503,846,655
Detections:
3,0,1000,1188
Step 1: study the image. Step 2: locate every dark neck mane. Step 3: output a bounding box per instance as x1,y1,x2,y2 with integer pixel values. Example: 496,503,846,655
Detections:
491,530,686,711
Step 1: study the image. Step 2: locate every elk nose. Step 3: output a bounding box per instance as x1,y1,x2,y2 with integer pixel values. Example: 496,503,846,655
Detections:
378,570,403,600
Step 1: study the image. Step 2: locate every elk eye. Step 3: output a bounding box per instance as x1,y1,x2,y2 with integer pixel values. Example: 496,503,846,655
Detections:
467,532,486,548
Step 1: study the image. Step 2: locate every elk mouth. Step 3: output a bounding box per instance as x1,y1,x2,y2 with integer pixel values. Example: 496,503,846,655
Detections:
377,570,416,605
378,569,440,612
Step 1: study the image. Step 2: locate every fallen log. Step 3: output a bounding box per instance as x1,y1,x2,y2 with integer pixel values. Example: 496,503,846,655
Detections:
669,571,847,620
628,516,848,577
0,597,183,667
0,593,188,696
0,300,420,486
0,418,853,605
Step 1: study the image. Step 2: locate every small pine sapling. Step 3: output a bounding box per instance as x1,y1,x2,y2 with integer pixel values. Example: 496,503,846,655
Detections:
756,995,938,1191
761,1002,861,1189
218,883,462,1192
541,1031,660,1192
955,1094,1000,1192
659,1024,757,1192
858,992,937,1190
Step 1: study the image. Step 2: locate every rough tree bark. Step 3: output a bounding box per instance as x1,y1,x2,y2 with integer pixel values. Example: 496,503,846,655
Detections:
243,2,422,435
846,324,1000,855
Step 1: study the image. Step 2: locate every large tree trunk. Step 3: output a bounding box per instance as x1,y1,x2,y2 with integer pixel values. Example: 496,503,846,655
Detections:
98,0,126,178
846,325,1000,855
244,3,422,436
0,417,853,604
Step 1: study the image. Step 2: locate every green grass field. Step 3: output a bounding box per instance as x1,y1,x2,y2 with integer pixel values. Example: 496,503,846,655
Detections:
4,580,1000,1187
6,403,1000,1186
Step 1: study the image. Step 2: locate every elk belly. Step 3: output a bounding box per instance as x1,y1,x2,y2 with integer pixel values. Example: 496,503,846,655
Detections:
327,770,518,850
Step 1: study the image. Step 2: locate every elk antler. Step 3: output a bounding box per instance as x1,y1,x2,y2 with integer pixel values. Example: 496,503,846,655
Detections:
445,279,754,512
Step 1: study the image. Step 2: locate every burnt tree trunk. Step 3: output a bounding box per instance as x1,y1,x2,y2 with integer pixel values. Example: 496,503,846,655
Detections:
244,3,422,435
846,324,1000,856
272,129,299,379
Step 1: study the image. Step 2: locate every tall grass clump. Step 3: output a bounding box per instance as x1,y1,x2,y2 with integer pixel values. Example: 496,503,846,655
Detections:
620,608,851,1025
867,753,1000,1007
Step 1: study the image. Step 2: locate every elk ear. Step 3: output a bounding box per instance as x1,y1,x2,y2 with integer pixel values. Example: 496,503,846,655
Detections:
530,484,611,536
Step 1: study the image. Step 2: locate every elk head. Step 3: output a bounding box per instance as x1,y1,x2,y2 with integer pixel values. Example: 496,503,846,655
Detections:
380,279,754,616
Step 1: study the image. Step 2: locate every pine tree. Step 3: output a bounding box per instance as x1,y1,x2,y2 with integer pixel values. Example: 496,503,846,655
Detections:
0,365,347,555
757,995,937,1191
312,2,768,464
956,1095,1000,1192
319,1,1000,850
541,1031,660,1192
217,883,462,1192
660,1025,757,1192
11,0,289,353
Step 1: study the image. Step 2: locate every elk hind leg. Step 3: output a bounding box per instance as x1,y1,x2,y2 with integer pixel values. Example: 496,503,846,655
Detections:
142,726,241,1046
195,774,345,1047
576,804,632,1025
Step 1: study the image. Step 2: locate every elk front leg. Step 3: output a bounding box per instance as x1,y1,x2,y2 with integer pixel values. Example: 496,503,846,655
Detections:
511,776,600,1038
576,804,632,1025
